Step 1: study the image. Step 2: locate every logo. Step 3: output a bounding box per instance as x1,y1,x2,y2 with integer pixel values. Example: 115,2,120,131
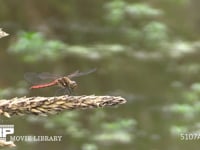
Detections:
0,124,62,142
0,125,14,141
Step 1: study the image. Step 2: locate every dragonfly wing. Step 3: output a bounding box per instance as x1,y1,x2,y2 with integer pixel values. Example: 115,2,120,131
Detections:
38,72,59,80
68,68,96,79
24,72,59,84
67,70,79,79
24,72,42,84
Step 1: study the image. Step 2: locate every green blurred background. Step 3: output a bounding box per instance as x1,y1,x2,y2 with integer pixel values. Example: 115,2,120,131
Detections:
1,0,200,149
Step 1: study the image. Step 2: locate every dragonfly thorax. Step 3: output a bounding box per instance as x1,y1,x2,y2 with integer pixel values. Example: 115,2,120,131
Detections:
57,77,77,90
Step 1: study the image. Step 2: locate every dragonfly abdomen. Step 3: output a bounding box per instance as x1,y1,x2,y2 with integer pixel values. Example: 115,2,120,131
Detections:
30,80,58,89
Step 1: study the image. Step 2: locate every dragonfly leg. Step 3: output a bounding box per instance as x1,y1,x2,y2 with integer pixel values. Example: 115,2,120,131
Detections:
68,87,73,95
64,87,71,95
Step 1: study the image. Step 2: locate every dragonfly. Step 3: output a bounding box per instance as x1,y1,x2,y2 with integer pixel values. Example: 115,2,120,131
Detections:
24,68,96,95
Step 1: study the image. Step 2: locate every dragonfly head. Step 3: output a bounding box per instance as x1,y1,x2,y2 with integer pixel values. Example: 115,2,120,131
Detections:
70,80,77,89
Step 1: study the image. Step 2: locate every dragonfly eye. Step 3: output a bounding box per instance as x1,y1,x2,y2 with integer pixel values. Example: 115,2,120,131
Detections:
71,81,77,89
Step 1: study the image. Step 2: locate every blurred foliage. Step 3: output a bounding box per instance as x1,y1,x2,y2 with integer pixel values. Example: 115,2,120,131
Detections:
93,119,136,143
164,82,200,137
26,110,136,146
82,143,98,150
104,0,200,143
104,2,163,25
103,1,169,49
8,2,171,63
0,81,27,98
8,31,128,62
170,125,187,137
8,32,66,62
104,0,126,25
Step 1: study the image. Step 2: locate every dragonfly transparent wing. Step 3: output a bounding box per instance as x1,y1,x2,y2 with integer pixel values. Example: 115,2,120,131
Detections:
38,72,60,80
24,72,42,84
68,68,96,79
24,72,59,84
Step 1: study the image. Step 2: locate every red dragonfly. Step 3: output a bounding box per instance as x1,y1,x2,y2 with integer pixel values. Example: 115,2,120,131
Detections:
24,68,96,95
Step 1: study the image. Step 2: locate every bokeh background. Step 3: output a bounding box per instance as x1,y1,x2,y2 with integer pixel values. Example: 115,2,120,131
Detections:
1,0,200,149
